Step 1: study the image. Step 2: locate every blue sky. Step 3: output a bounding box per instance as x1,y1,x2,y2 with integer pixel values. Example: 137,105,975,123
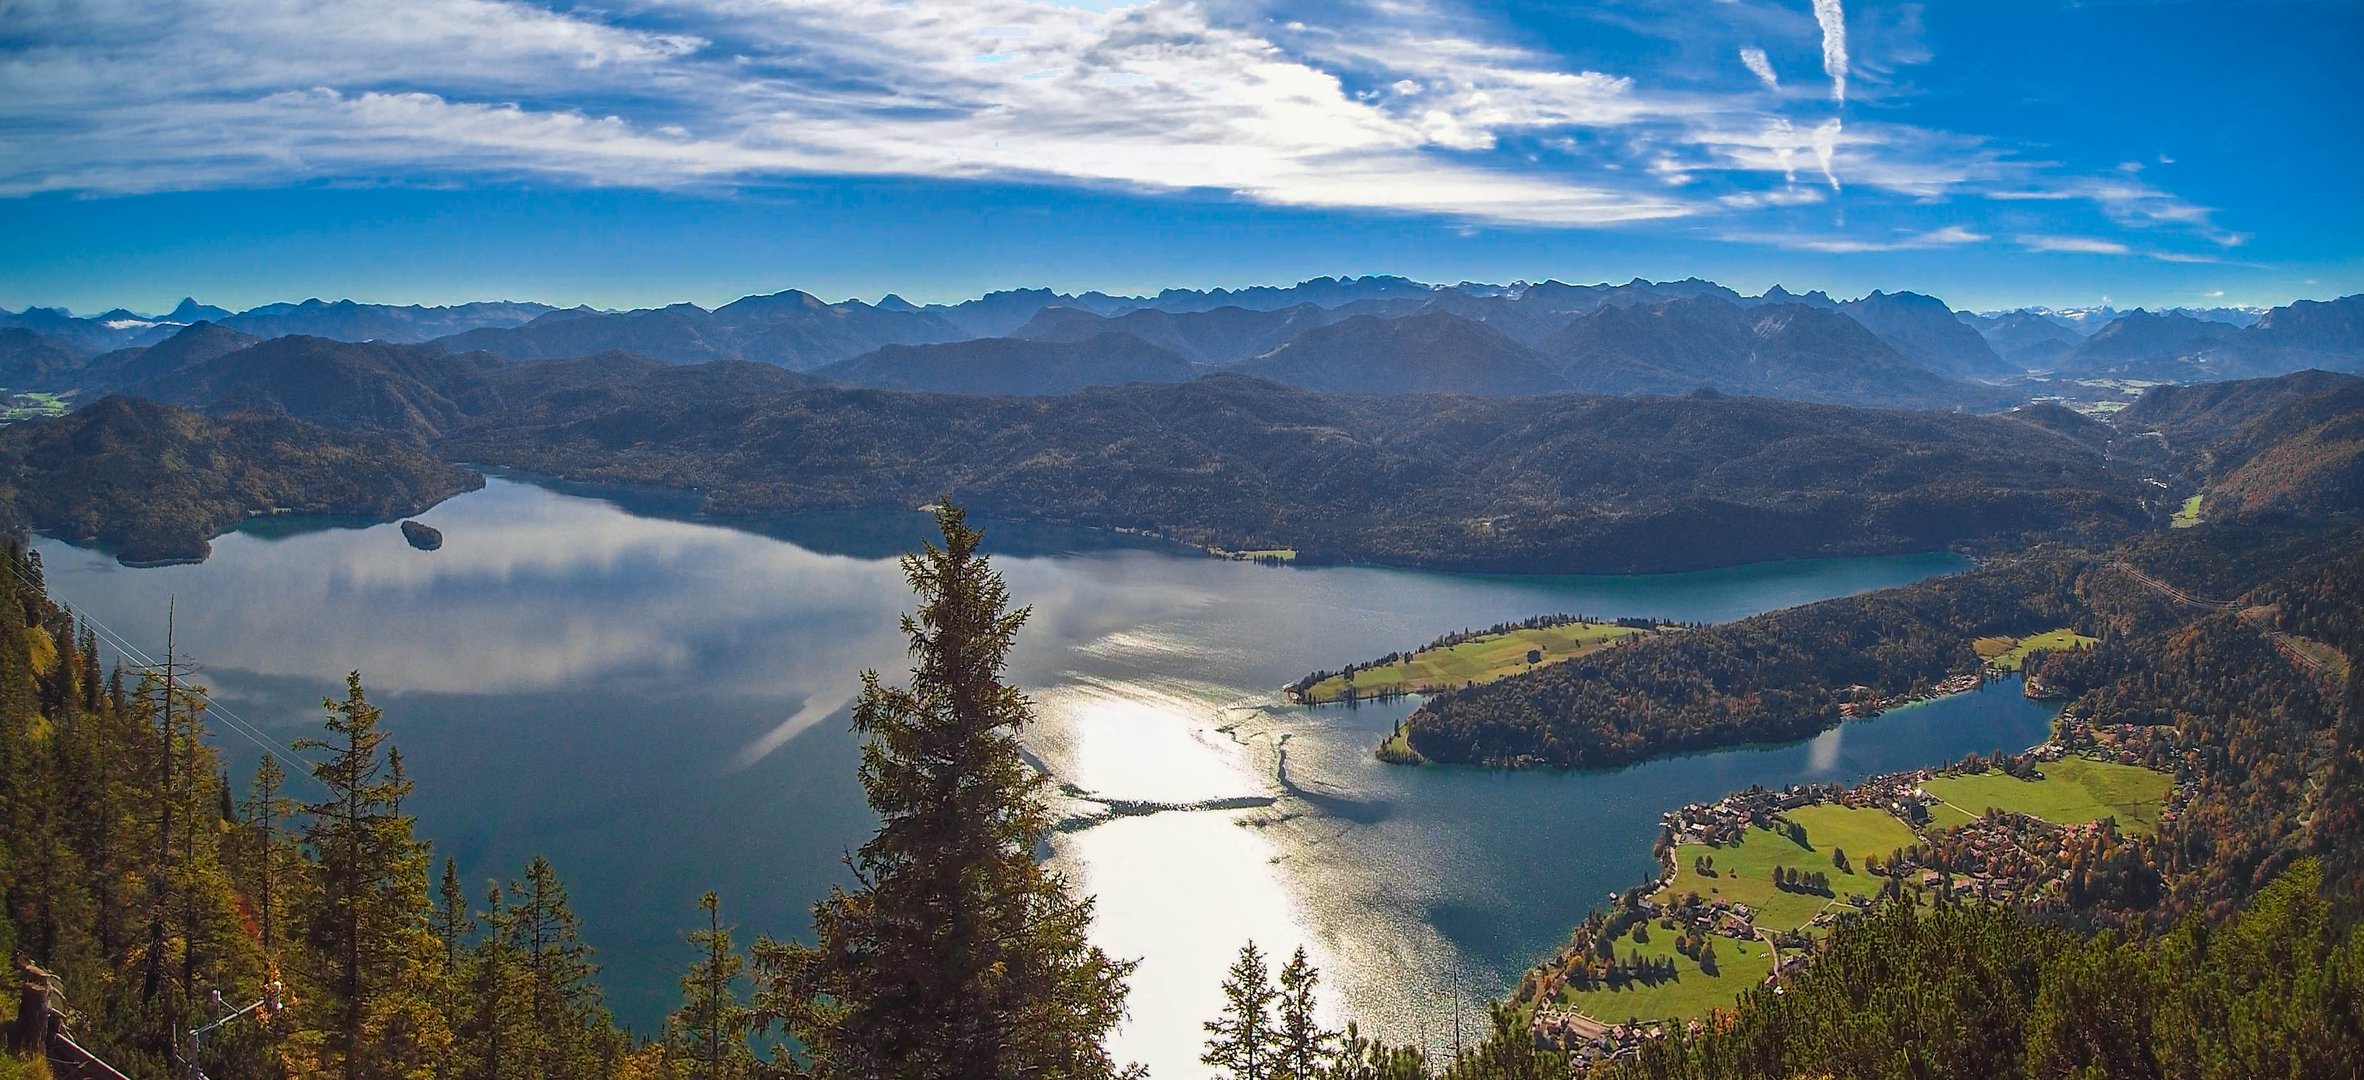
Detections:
2,0,2357,314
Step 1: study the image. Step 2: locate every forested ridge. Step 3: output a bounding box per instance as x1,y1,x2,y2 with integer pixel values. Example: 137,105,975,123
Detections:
1399,552,2095,767
1400,522,2362,772
1598,861,2364,1080
0,396,480,564
4,332,2165,573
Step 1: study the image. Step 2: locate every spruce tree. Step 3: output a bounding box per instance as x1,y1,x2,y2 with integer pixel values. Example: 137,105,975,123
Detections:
510,855,621,1078
1203,942,1278,1080
297,672,451,1080
756,504,1134,1080
242,753,295,955
1272,947,1336,1080
464,881,530,1080
671,891,756,1080
432,855,472,1078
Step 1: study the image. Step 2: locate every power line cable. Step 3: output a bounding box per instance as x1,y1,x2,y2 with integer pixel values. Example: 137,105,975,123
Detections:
5,557,328,787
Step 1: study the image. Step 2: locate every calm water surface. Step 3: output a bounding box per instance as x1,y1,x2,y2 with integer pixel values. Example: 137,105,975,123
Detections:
33,477,2057,1076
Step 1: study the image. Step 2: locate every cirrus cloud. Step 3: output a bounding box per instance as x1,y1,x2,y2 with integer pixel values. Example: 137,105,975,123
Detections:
0,0,2242,251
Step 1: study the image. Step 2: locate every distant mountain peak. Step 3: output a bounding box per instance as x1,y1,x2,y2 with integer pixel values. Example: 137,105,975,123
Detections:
165,297,235,323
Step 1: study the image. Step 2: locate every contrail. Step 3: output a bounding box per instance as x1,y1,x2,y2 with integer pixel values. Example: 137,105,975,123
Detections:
1740,46,1780,91
1813,0,1848,104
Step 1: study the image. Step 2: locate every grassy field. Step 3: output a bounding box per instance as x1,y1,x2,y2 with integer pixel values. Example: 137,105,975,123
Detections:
1655,804,1920,932
0,391,69,424
1922,757,2171,833
2171,494,2205,528
1559,920,1776,1024
1565,804,1918,1022
1973,628,2100,672
1300,621,1650,703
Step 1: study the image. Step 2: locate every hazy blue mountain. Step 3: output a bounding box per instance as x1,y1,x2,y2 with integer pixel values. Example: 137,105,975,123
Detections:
0,306,159,357
815,333,1200,395
2061,310,2246,369
1231,310,1567,395
164,298,236,323
73,322,265,391
437,290,965,370
1756,284,1841,309
1837,291,2010,378
2249,294,2364,354
1957,310,2085,366
218,298,555,342
2160,306,2267,328
0,329,83,389
929,288,1084,337
1011,304,1349,364
1130,274,1439,314
1545,297,2002,408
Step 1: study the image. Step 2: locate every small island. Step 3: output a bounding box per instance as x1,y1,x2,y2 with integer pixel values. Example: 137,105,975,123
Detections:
401,519,444,550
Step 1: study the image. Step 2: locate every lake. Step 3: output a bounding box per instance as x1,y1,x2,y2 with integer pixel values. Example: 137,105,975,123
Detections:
31,476,2058,1076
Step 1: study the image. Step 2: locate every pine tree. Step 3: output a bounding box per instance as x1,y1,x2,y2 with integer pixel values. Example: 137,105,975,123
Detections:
463,880,527,1080
510,856,622,1078
755,504,1134,1080
432,856,472,1078
671,891,755,1080
1326,1023,1427,1080
433,858,470,979
242,753,298,956
297,672,451,1080
1203,942,1278,1080
1272,947,1336,1080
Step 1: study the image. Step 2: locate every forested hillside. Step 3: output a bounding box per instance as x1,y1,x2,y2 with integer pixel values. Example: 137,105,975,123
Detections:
79,332,2162,573
1399,551,2096,767
1402,523,2359,775
0,544,634,1078
1599,863,2364,1080
0,396,480,564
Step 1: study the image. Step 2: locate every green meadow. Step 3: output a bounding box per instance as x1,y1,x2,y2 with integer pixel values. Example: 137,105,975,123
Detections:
2171,494,2205,528
1973,627,2099,672
1300,621,1649,703
1558,920,1777,1025
1922,757,2171,833
1563,804,1921,1022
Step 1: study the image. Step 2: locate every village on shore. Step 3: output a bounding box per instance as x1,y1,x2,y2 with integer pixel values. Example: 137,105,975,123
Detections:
1521,708,2181,1068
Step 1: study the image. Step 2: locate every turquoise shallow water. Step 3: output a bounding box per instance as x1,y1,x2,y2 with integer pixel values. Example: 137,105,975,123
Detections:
33,477,2051,1075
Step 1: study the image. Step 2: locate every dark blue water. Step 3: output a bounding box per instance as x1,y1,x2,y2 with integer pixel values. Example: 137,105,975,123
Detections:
31,477,2050,1075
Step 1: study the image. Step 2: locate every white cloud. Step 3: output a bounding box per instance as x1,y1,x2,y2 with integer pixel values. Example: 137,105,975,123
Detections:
1812,0,1849,104
0,0,2241,248
1726,224,1984,253
1718,187,1825,208
1739,46,1780,90
1811,118,1843,190
0,0,1702,225
2018,235,2131,255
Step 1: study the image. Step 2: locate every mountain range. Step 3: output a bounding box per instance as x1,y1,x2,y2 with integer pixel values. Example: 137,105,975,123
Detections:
5,278,2360,412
